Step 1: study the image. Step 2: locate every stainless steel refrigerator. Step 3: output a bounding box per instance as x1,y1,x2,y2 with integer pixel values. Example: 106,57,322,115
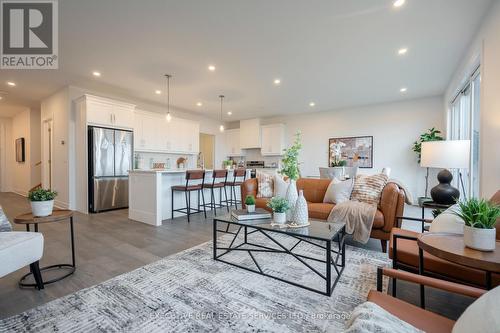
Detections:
88,126,133,213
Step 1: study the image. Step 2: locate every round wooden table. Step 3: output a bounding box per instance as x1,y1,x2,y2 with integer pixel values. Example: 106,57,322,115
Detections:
14,210,76,287
417,232,500,289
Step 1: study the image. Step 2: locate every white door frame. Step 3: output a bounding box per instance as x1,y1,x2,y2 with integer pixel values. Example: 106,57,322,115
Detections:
42,119,53,189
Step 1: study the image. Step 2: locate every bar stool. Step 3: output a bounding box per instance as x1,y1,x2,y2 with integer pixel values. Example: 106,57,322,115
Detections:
223,168,247,209
171,170,206,222
201,169,229,216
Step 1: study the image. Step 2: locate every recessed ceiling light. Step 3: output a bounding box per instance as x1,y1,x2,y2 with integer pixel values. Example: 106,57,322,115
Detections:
196,102,203,107
0,96,3,100
208,65,216,71
227,111,232,116
398,48,408,55
6,81,16,87
274,78,281,85
92,71,101,77
400,87,408,93
393,0,405,8
155,90,162,95
309,102,315,107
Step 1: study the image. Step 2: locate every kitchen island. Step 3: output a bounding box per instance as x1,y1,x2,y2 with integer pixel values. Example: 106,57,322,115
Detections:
128,169,251,226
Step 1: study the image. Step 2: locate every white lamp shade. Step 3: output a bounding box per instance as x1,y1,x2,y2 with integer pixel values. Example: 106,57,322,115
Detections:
420,140,470,169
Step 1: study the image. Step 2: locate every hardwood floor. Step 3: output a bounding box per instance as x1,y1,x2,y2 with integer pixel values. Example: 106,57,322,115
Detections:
0,192,473,321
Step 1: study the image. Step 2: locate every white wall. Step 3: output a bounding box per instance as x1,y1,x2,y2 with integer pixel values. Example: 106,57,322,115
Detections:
0,118,13,192
40,87,71,208
445,0,500,199
260,96,445,201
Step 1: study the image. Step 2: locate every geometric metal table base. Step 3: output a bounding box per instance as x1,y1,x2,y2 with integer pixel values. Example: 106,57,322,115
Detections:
213,219,346,296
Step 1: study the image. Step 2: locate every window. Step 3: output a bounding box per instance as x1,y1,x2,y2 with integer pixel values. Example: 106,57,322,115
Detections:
448,66,480,199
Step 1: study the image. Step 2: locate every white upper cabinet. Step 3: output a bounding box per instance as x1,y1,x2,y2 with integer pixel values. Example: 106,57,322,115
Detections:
83,95,135,129
260,124,286,156
134,110,200,154
225,129,244,156
239,118,261,149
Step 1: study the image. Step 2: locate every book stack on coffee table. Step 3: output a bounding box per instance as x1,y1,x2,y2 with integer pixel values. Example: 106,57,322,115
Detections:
231,208,271,221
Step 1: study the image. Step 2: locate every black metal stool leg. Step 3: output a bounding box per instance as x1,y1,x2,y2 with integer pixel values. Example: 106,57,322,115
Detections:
171,188,174,220
211,188,217,216
201,188,207,218
224,186,230,212
233,185,238,209
185,190,190,222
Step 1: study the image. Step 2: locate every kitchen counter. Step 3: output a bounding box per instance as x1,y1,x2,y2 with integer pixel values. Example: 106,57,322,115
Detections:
128,168,251,226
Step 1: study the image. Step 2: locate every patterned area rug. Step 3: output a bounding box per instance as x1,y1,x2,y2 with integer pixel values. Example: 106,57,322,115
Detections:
0,231,390,333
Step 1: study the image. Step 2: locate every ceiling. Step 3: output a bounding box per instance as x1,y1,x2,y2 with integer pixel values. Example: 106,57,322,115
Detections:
0,0,493,120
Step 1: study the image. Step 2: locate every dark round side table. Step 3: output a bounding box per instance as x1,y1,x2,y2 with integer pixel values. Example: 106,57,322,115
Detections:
14,209,76,287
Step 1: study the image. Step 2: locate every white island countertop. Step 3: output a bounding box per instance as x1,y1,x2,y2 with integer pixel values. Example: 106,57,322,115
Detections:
129,168,251,174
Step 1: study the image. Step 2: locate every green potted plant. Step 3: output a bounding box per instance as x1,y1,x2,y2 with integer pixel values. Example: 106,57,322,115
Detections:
244,195,256,213
453,198,500,251
412,128,444,205
279,131,302,220
267,197,291,225
28,188,58,217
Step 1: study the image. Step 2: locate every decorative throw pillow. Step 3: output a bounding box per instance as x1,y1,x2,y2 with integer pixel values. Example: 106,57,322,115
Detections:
256,172,274,198
0,206,12,232
323,178,354,204
274,173,289,198
452,286,500,333
429,204,464,234
350,174,388,206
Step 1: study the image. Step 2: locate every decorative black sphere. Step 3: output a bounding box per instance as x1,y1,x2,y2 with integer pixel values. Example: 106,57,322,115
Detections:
430,169,460,205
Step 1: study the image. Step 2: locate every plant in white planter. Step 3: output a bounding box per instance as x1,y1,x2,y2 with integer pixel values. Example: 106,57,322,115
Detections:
245,195,256,213
28,188,58,217
453,198,500,251
267,197,290,225
279,131,302,221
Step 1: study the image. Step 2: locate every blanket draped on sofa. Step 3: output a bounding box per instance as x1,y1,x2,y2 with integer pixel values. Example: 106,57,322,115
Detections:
327,201,376,243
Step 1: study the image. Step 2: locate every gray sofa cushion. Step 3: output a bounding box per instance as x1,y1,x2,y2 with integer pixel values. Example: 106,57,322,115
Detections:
0,206,12,232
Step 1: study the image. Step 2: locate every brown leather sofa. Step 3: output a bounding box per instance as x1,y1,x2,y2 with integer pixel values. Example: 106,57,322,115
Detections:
390,190,500,289
241,177,406,252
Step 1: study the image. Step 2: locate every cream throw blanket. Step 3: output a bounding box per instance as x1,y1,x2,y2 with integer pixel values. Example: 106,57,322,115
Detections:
327,201,376,244
344,301,424,333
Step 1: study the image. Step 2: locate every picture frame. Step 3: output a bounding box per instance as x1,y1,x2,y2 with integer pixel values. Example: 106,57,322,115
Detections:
15,138,25,163
328,136,373,168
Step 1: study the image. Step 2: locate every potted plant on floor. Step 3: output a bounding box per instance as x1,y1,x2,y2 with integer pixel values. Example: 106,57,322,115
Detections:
267,197,290,225
245,195,256,213
28,188,58,217
453,198,500,251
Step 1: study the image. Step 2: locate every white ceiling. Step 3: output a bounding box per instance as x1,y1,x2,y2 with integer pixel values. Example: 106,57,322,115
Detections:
0,0,493,120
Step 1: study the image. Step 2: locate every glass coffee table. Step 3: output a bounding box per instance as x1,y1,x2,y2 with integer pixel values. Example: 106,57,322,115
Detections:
213,215,346,296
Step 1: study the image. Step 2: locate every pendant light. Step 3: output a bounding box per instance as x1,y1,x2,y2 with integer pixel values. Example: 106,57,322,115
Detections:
219,95,225,132
165,74,172,122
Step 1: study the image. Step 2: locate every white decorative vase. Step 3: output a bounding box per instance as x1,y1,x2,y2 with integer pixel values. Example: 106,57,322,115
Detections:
463,225,496,251
285,180,298,221
273,212,286,225
246,205,255,213
291,190,308,225
31,200,54,217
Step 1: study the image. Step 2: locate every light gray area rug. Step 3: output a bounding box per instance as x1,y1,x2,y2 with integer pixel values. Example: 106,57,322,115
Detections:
0,231,390,333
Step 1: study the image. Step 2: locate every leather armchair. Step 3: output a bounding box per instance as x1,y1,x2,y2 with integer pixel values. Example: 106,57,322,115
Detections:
390,190,500,289
241,177,406,252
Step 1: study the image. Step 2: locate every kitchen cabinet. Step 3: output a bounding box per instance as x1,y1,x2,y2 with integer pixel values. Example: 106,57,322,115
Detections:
239,118,261,149
261,124,286,156
225,129,244,156
134,110,200,154
83,95,135,129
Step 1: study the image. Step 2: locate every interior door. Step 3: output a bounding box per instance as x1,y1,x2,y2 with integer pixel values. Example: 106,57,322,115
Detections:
92,127,115,177
115,130,133,176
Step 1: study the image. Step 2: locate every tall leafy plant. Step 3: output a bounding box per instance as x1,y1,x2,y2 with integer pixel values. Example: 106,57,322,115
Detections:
412,128,444,198
279,131,302,181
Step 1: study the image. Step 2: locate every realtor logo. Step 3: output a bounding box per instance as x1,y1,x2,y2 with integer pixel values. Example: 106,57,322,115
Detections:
1,0,58,69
